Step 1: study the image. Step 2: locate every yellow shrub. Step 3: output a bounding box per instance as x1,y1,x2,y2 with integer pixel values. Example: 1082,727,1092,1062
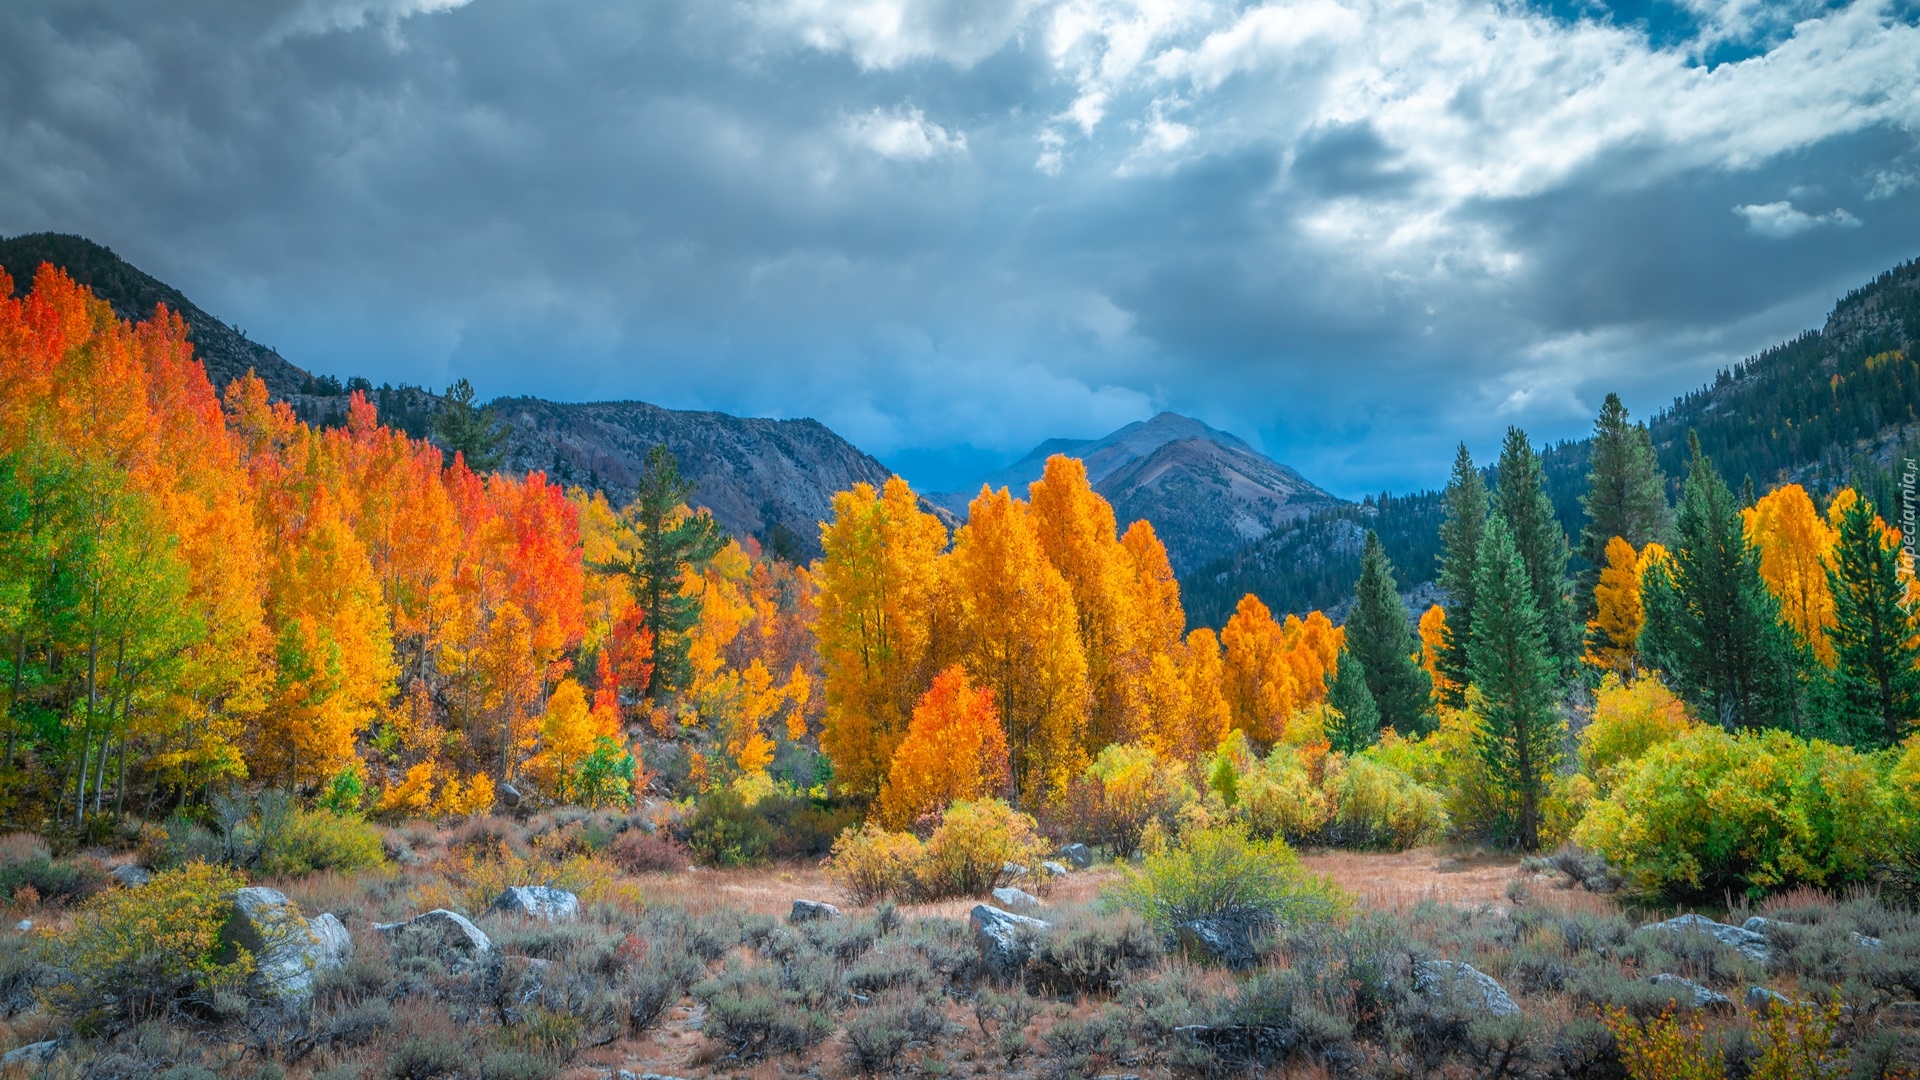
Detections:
1579,674,1695,794
1603,1007,1724,1080
378,761,437,817
45,862,252,1031
1325,754,1449,850
263,809,387,876
827,824,925,904
918,799,1047,899
1233,746,1333,843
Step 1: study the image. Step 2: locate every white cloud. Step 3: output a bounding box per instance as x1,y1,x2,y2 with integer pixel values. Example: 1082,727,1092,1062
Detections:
765,0,1044,69
842,106,968,161
1735,200,1864,238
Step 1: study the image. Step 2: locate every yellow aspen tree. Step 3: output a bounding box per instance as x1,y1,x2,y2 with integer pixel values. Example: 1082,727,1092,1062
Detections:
1418,604,1454,702
1585,536,1648,674
536,677,597,801
815,477,950,801
1743,484,1838,664
875,665,1010,827
950,485,1090,805
1220,594,1297,746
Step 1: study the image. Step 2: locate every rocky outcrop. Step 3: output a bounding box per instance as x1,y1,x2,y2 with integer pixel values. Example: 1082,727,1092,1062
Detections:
970,904,1048,979
991,887,1041,911
1177,916,1259,969
109,865,151,888
1057,844,1094,870
1650,973,1733,1011
375,909,492,971
788,900,842,923
489,886,579,922
224,887,347,1003
1640,914,1772,966
1747,985,1793,1012
1413,960,1520,1017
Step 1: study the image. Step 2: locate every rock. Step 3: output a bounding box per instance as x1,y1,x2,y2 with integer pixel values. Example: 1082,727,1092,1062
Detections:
1747,985,1794,1012
788,899,842,923
1650,973,1733,1011
489,886,579,922
109,864,151,888
991,887,1041,910
12,920,27,933
1002,862,1029,880
1741,916,1782,935
611,1072,692,1080
1639,913,1772,966
1,1040,59,1066
499,782,522,809
374,909,492,971
225,887,336,1003
970,904,1049,979
1853,931,1885,951
1413,959,1521,1018
1042,861,1070,877
1058,843,1094,870
309,912,353,969
1176,915,1259,969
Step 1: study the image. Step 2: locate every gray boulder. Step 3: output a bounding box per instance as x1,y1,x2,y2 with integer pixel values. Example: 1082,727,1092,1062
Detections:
1413,959,1521,1017
1741,916,1782,935
1176,914,1260,969
1,1040,59,1066
489,885,579,922
374,909,492,971
788,899,842,923
1058,843,1094,870
499,782,522,809
970,904,1049,979
991,887,1041,911
225,887,343,1003
1853,931,1885,951
310,912,353,968
109,864,151,888
12,920,27,933
1002,862,1029,880
1747,985,1793,1012
1042,860,1070,877
1650,973,1733,1011
1639,913,1771,965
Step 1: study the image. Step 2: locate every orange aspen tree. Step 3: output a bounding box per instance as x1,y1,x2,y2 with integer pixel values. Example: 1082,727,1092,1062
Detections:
875,664,1010,827
1220,594,1298,746
1743,484,1838,664
1029,455,1144,749
1585,536,1649,674
1418,604,1454,702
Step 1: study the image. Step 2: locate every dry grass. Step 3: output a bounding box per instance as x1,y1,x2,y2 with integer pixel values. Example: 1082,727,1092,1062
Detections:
1302,845,1525,913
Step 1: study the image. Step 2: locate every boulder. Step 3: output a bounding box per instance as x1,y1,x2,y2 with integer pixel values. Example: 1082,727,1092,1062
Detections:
12,920,27,933
1747,985,1793,1012
1650,973,1733,1011
1176,914,1259,969
1639,913,1771,966
499,782,523,809
1741,916,1782,935
489,886,579,922
788,900,842,923
225,887,343,1003
1041,861,1070,877
309,912,353,968
1002,862,1029,880
970,904,1049,979
1,1041,59,1066
991,887,1041,911
109,864,151,888
374,909,492,971
1853,931,1885,951
1058,843,1094,870
1413,959,1521,1018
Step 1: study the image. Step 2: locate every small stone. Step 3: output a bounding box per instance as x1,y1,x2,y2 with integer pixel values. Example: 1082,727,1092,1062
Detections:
1741,916,1782,934
970,904,1049,979
1002,862,1029,880
1177,915,1259,969
1041,861,1070,877
0,1040,59,1066
374,909,492,971
489,886,579,922
1058,843,1094,869
109,864,152,888
1747,985,1793,1012
1413,959,1521,1017
1852,931,1885,951
1650,973,1733,1011
991,887,1041,910
12,920,28,933
788,899,842,923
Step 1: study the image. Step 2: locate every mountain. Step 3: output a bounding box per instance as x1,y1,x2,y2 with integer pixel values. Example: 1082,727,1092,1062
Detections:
936,412,1345,575
0,231,891,560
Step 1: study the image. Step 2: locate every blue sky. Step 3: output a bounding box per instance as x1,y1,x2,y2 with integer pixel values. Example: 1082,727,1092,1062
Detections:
2,0,1917,497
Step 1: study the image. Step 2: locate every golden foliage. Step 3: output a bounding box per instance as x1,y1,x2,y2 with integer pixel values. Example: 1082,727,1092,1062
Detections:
876,664,1010,828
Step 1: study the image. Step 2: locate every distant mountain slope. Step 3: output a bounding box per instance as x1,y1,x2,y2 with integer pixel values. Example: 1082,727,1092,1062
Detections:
0,233,310,398
1,231,894,560
493,397,893,559
937,412,1344,575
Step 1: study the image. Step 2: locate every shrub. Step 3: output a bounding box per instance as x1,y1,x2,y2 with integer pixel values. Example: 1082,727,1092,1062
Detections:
1025,908,1161,995
1601,1007,1723,1080
263,810,387,876
916,800,1047,900
0,853,107,906
759,794,860,860
386,1033,467,1079
692,959,833,1058
1107,825,1348,936
1574,726,1883,898
1750,993,1846,1080
1326,754,1449,850
45,861,252,1031
573,736,638,809
1231,746,1333,843
686,786,774,867
829,825,925,904
1579,674,1695,794
1054,743,1198,858
604,828,689,874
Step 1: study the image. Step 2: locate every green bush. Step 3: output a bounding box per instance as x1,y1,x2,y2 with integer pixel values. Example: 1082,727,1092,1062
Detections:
1574,726,1884,899
0,853,107,906
44,861,252,1031
686,786,774,867
915,799,1047,900
1328,754,1450,850
1107,825,1348,936
263,810,387,876
1228,746,1333,843
1054,743,1198,858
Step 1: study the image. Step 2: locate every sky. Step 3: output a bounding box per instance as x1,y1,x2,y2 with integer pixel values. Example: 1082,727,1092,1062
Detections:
2,0,1918,497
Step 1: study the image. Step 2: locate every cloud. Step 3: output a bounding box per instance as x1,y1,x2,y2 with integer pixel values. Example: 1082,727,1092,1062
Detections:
842,106,968,161
1736,200,1865,238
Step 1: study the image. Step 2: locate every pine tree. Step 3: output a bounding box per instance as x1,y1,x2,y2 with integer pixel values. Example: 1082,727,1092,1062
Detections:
1324,647,1380,755
1468,513,1563,851
431,378,505,471
1578,393,1669,617
1436,443,1487,707
1826,492,1920,748
1495,427,1577,672
1344,530,1432,736
604,445,725,701
1639,433,1796,729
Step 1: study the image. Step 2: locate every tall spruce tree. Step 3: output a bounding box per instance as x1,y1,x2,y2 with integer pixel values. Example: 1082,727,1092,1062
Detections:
1639,433,1795,729
1436,443,1488,707
1494,427,1577,673
1467,513,1563,851
1345,530,1432,736
1577,393,1670,618
602,445,725,701
1325,647,1381,755
1827,493,1920,748
431,378,506,472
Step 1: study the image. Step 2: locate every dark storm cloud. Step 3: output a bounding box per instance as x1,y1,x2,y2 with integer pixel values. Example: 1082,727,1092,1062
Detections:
2,0,1917,496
